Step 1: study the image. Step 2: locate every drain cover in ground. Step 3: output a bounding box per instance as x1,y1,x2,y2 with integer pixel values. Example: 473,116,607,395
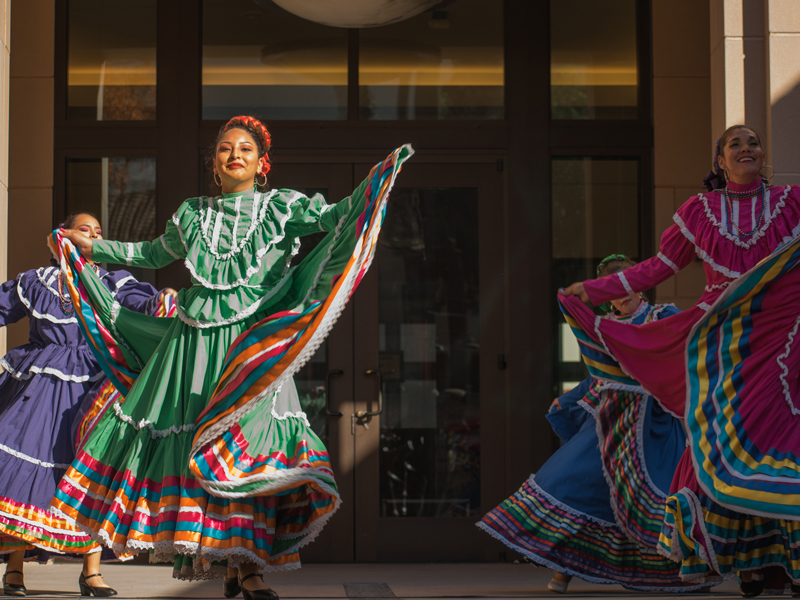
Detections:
343,583,396,598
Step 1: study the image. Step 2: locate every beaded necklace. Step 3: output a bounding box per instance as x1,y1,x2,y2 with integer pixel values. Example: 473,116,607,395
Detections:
723,180,769,239
56,264,98,315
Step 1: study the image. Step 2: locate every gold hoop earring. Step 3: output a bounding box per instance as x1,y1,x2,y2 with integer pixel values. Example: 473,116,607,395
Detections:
256,173,267,188
213,173,222,187
760,164,774,180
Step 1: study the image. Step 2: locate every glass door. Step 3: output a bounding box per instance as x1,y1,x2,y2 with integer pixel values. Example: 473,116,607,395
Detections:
352,162,506,561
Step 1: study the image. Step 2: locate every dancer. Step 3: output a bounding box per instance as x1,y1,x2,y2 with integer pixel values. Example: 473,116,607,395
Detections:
0,213,173,597
50,116,412,600
559,125,800,596
479,255,702,593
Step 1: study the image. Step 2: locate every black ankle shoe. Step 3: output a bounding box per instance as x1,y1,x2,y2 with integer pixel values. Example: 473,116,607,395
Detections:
224,576,242,598
791,581,800,597
738,576,764,598
240,573,279,600
79,572,118,597
2,570,26,597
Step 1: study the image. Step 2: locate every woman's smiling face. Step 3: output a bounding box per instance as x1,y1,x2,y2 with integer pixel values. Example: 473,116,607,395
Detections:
717,127,765,185
213,128,260,193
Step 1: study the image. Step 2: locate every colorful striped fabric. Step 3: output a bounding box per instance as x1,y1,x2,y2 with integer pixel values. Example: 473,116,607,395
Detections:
558,306,641,388
0,497,98,554
478,477,708,591
684,236,800,519
659,487,800,581
46,235,141,396
597,389,671,549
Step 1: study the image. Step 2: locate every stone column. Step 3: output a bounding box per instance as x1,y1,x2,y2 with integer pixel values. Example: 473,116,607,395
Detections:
765,0,800,186
6,0,55,349
0,0,9,358
651,0,712,309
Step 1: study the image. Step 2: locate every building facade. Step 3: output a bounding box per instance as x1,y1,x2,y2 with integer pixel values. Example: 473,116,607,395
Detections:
0,0,798,562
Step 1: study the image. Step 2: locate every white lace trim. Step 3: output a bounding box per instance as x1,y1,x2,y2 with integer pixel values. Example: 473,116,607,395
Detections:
699,186,790,249
657,252,680,274
705,281,731,293
190,146,413,499
35,267,61,298
777,315,800,416
673,214,742,279
113,400,195,438
0,356,103,383
0,441,69,469
174,191,294,290
175,268,294,329
17,277,78,324
0,506,89,539
576,399,596,416
283,236,301,276
197,190,276,261
617,271,634,296
160,234,182,260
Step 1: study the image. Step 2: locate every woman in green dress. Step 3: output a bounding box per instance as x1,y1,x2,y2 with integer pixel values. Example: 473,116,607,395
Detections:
51,116,412,599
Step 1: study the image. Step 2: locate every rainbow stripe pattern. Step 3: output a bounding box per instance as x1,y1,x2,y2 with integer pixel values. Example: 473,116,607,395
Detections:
684,236,800,518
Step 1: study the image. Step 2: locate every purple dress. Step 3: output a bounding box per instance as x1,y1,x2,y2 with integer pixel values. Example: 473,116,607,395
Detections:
0,265,159,555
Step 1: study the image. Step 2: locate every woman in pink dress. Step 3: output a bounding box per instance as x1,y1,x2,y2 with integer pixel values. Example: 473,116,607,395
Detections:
559,125,800,597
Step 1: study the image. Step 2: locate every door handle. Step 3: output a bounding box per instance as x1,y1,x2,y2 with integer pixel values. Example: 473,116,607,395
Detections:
325,369,344,417
354,369,383,424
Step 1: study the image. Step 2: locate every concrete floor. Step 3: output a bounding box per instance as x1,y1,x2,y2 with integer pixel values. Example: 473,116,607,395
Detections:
5,561,749,599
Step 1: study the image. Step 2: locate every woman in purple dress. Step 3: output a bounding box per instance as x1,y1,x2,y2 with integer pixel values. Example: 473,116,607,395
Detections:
0,213,172,597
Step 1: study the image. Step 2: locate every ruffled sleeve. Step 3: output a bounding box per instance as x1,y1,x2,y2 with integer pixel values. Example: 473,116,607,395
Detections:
93,217,187,270
583,208,697,306
284,191,355,237
103,270,162,315
0,274,28,326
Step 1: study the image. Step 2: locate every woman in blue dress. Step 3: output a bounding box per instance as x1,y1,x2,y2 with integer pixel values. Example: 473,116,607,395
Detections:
478,255,707,593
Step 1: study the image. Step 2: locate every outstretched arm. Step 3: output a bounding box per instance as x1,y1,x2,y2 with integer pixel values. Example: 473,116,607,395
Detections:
60,220,187,270
0,275,28,327
560,222,696,306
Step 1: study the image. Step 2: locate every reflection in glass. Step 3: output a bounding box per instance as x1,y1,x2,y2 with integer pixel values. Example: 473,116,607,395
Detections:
550,0,638,119
65,158,157,284
67,1,156,120
551,157,639,399
378,188,480,517
359,0,503,120
202,0,348,120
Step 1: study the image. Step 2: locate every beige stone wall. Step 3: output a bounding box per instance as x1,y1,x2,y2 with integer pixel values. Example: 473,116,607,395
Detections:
6,0,54,350
0,0,8,358
652,0,712,309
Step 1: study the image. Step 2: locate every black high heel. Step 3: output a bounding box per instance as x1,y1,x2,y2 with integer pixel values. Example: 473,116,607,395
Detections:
2,570,26,597
224,576,242,598
738,575,764,598
79,572,118,597
240,573,279,600
791,581,800,597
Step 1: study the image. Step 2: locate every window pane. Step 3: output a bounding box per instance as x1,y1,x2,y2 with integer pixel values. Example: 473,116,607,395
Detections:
65,158,157,285
378,187,481,517
551,157,639,393
550,0,638,120
359,0,503,120
67,1,156,120
202,0,348,121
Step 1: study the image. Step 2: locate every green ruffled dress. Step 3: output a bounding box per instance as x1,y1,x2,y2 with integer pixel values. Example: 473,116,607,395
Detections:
51,145,412,581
